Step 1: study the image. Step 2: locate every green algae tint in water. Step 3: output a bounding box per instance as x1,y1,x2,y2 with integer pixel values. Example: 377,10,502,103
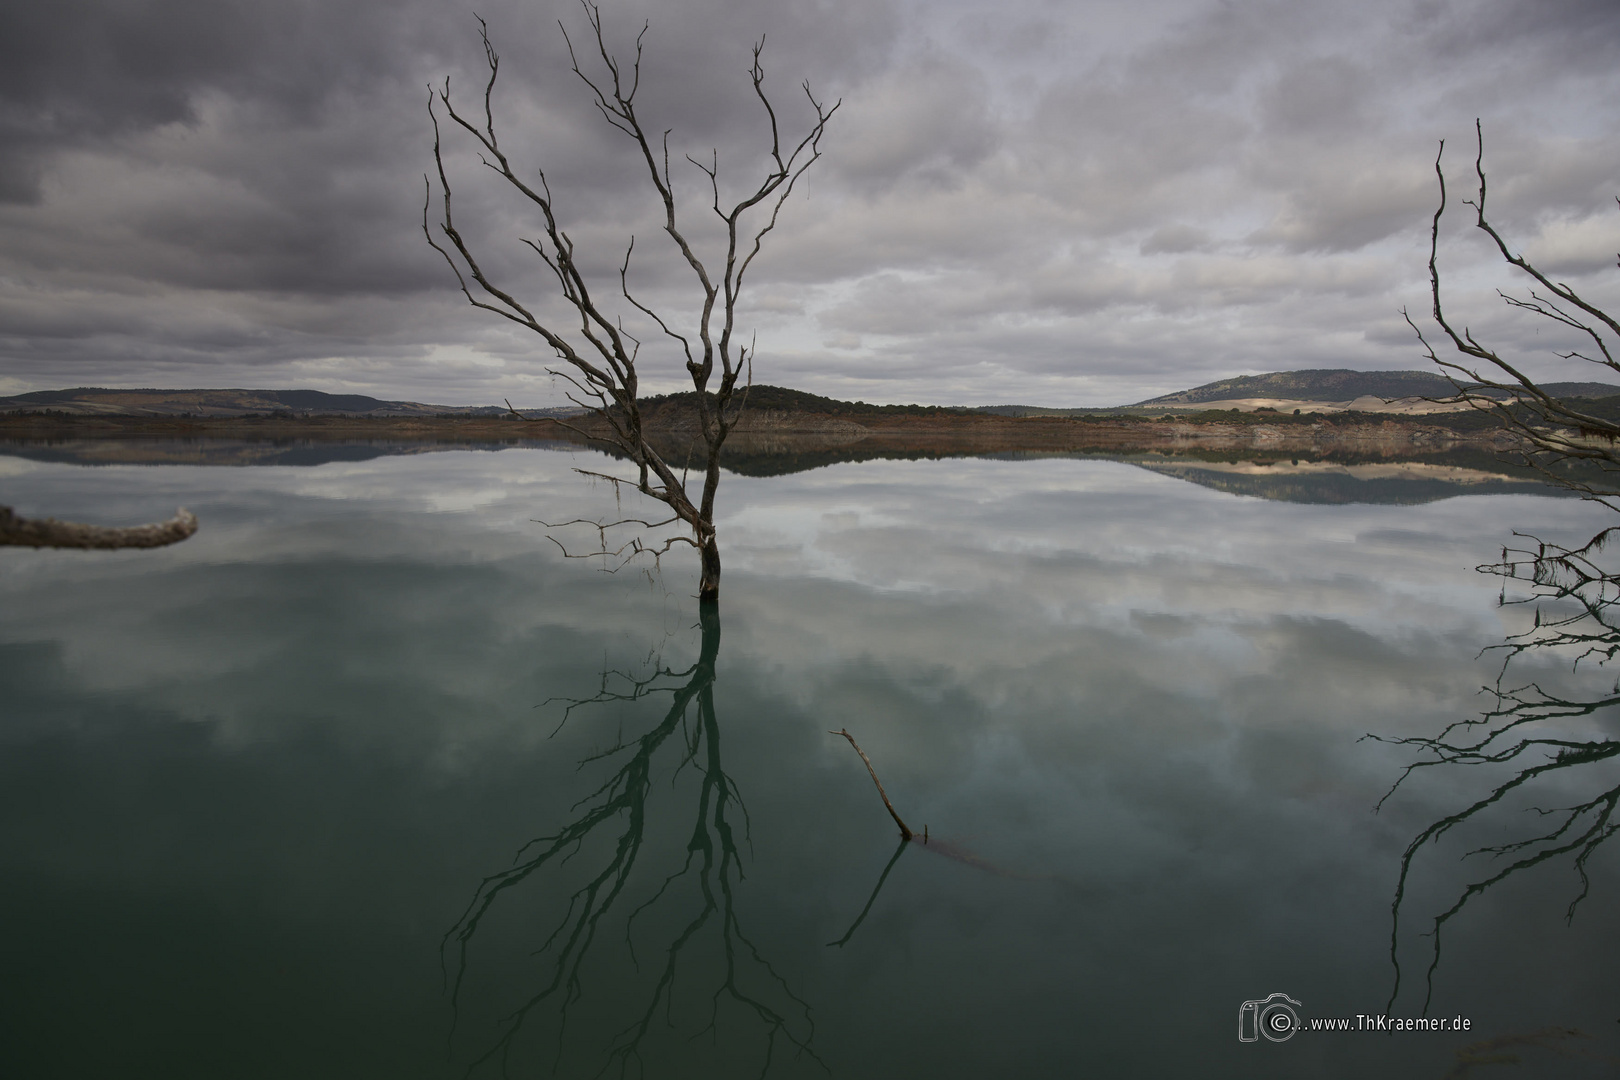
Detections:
1,447,1617,1078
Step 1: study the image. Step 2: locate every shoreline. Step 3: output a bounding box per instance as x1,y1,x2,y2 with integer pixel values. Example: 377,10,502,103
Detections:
0,409,1542,482
0,407,1516,454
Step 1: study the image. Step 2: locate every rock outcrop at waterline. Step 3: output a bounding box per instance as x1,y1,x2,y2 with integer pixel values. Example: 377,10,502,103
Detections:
0,505,198,549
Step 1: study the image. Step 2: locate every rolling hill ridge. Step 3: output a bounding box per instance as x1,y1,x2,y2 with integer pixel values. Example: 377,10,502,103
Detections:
7,368,1620,419
1132,368,1620,406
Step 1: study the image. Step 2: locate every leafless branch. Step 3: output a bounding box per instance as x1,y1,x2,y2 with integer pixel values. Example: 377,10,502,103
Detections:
1411,121,1620,495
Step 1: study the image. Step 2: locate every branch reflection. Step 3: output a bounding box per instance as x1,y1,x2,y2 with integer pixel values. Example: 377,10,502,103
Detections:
444,602,820,1077
824,838,909,949
1377,527,1620,1012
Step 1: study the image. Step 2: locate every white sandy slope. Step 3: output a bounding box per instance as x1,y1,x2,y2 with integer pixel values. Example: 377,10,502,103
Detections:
1150,395,1476,415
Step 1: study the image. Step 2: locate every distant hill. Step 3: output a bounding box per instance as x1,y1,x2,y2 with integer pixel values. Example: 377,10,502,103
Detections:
1132,369,1620,406
1136,369,1450,405
974,404,1111,417
637,384,973,418
9,370,1620,421
0,383,972,421
0,387,579,419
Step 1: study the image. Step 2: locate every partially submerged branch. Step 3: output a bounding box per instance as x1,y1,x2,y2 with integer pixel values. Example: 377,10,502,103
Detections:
828,728,914,840
0,505,197,549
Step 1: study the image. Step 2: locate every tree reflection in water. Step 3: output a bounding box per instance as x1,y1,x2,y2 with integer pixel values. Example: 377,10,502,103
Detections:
1376,527,1620,1012
444,602,820,1077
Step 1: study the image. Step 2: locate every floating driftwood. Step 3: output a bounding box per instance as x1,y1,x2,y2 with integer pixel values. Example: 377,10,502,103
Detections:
0,505,198,549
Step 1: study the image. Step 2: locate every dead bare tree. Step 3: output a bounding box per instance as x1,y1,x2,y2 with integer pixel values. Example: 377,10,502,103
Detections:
1407,120,1620,497
424,3,837,601
1377,140,1620,1010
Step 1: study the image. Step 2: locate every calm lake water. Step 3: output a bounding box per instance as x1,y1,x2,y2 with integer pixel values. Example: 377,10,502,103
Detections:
3,444,1618,1078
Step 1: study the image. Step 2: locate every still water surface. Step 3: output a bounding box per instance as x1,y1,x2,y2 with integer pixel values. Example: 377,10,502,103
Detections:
2,446,1617,1078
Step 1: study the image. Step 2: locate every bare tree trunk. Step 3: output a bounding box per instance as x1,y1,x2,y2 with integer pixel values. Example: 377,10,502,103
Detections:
696,595,721,661
698,537,721,601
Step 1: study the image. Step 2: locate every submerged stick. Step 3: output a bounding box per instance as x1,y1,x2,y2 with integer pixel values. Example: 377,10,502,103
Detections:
0,505,198,549
829,728,913,840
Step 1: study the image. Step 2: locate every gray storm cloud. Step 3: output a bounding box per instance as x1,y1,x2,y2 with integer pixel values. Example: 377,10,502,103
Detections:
0,0,1616,406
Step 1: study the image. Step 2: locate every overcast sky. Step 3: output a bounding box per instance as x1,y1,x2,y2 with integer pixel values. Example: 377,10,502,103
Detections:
1,0,1617,407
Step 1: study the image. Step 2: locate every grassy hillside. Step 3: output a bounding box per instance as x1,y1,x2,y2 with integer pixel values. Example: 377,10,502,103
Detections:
635,384,973,417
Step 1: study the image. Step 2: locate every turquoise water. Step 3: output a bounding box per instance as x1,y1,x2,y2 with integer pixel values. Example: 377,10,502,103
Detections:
2,446,1617,1078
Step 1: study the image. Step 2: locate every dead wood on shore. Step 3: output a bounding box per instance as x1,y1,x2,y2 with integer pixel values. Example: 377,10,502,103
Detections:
0,505,197,549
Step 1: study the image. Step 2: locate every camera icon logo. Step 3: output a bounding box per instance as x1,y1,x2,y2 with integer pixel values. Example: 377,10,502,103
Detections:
1238,992,1301,1043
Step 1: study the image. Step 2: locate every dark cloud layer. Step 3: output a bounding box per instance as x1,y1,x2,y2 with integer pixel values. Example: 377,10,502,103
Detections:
0,0,1616,405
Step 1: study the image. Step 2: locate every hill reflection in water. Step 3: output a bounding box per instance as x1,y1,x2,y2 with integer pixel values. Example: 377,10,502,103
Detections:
0,434,1574,505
